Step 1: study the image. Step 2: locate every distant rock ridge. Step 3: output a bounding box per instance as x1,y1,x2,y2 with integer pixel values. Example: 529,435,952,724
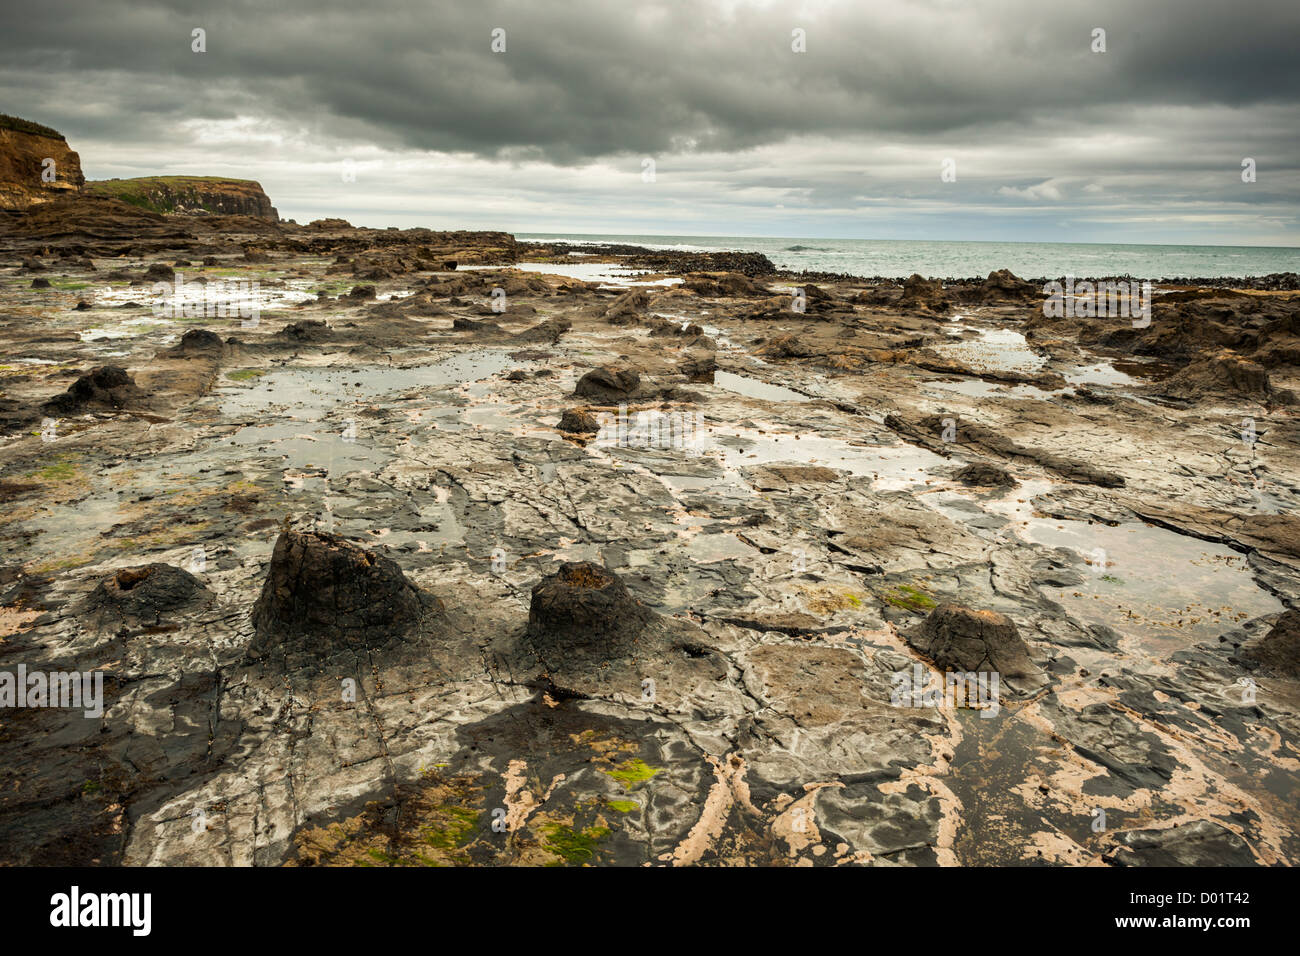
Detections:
83,175,278,221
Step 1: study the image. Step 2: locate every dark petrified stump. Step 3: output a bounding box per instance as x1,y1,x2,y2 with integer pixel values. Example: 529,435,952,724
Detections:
82,563,213,629
527,562,654,659
518,562,722,703
41,365,145,415
248,530,439,669
167,328,226,356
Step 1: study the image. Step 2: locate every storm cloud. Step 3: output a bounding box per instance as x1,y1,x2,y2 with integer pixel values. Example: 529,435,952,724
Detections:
2,0,1297,243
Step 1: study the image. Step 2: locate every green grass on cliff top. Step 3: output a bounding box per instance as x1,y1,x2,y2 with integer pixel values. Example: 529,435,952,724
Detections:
0,114,66,140
84,176,264,214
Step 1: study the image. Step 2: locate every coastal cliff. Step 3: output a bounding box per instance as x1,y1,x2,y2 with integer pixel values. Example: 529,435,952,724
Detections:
84,175,279,221
0,115,85,210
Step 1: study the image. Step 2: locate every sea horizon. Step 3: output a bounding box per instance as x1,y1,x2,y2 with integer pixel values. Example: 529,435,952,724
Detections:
518,232,1300,280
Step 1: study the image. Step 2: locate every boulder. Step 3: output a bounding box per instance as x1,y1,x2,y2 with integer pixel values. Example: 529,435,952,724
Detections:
604,288,650,324
907,603,1044,693
1240,608,1300,678
955,462,1015,487
1161,350,1291,405
574,366,641,403
557,408,601,434
684,272,771,297
898,274,949,313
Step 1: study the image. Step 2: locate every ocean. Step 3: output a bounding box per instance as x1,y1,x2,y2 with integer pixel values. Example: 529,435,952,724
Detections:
517,233,1299,280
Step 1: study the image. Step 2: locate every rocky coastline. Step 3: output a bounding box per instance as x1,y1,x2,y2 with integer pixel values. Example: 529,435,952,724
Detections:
0,170,1298,867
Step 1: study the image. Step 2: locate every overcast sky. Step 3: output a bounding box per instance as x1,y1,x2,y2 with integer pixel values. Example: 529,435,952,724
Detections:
2,0,1298,245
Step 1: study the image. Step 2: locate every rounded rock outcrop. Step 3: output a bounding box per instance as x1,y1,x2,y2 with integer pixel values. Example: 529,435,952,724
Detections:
557,408,601,434
573,367,641,404
907,603,1044,693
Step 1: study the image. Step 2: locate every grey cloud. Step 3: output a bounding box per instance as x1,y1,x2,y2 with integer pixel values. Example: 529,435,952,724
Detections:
3,0,1299,161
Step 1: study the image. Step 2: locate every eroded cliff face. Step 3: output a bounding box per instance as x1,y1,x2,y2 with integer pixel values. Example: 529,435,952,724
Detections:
0,126,85,210
83,176,279,221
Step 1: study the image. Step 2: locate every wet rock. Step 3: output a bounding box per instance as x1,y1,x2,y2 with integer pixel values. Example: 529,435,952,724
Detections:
955,461,1015,487
278,319,332,342
557,408,601,433
248,530,441,667
1108,820,1257,867
684,272,771,297
81,563,213,629
907,603,1045,693
73,299,91,311
886,412,1125,488
41,365,144,414
29,277,50,288
511,316,570,344
749,464,843,489
346,284,377,300
855,281,900,306
143,262,175,282
720,610,839,636
574,366,641,403
505,369,529,382
167,328,225,356
605,288,650,324
758,333,815,358
1240,608,1300,678
898,274,949,313
1161,350,1293,405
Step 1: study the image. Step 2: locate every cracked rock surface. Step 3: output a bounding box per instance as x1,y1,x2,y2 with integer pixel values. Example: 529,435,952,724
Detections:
0,220,1298,866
